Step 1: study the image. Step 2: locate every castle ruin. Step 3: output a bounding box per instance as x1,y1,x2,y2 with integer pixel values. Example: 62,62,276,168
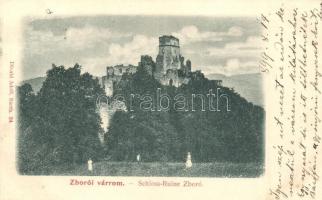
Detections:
101,35,198,96
98,35,222,143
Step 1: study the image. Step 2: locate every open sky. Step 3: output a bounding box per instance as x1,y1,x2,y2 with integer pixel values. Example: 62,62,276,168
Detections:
22,15,262,80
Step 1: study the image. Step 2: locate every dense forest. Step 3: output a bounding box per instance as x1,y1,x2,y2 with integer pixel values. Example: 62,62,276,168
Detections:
106,66,264,163
18,64,264,174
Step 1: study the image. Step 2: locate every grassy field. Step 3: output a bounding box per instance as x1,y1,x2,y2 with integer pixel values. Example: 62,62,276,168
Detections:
47,161,263,177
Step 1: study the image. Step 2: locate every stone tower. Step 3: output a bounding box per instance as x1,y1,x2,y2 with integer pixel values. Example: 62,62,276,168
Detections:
155,35,181,78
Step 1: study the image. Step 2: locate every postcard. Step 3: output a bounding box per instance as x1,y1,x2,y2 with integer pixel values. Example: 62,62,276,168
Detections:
0,0,321,199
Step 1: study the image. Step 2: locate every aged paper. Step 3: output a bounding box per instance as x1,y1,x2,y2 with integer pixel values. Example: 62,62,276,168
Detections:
0,0,321,199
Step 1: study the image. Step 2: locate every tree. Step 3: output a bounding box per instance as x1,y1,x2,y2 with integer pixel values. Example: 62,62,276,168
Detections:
105,68,265,164
18,64,105,174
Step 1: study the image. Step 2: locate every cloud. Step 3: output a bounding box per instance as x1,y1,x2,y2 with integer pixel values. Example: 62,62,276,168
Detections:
25,25,131,54
79,34,158,76
196,58,259,76
227,26,244,37
107,34,158,64
25,28,60,55
206,36,262,58
172,25,243,44
65,26,131,49
181,36,261,76
223,59,259,75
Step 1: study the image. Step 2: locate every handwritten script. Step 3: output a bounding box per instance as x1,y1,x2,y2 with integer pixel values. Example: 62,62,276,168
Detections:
260,2,322,200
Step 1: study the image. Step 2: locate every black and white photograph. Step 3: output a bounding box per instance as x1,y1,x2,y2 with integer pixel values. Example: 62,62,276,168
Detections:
17,15,265,177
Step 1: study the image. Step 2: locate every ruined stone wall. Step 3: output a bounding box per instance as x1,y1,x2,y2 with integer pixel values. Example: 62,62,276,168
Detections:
112,64,137,76
139,55,155,75
102,76,114,96
103,64,137,96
